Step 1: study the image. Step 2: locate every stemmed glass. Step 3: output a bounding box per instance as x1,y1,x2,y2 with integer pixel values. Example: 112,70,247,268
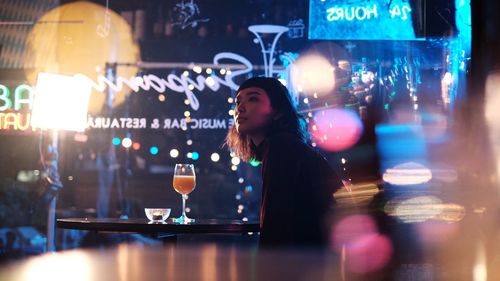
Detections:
173,164,196,223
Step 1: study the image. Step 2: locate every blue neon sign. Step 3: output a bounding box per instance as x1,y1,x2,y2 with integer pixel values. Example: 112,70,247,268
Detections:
309,0,420,40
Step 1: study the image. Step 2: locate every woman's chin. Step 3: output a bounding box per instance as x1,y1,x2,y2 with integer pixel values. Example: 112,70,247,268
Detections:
236,124,249,134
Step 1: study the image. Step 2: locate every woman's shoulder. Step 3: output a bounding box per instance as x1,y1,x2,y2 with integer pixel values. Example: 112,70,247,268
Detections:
267,131,307,150
267,131,320,159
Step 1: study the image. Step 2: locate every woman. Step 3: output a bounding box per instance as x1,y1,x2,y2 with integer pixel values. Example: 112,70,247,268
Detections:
226,77,342,248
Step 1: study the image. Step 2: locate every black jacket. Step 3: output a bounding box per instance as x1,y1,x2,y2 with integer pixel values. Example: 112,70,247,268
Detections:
256,131,342,248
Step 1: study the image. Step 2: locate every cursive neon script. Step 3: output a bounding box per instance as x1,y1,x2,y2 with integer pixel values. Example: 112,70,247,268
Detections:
75,52,253,111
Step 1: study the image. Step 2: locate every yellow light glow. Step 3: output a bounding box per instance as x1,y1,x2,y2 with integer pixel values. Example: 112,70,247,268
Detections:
21,251,93,281
333,182,379,206
291,53,335,96
205,76,216,87
383,196,465,223
24,1,140,114
192,66,202,74
231,157,241,165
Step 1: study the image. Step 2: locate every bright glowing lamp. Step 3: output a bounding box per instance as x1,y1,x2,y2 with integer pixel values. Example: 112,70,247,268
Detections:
31,72,91,252
31,72,91,131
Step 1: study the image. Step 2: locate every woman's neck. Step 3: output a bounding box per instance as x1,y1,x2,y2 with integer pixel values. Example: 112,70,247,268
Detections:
250,133,266,146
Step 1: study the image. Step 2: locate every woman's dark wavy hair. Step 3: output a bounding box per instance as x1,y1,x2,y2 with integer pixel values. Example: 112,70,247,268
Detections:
225,77,310,162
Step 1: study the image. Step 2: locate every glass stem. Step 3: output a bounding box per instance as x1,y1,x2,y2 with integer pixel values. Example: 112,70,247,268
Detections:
181,194,187,218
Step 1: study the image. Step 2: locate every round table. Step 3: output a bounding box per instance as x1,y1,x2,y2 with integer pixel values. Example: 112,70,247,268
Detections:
57,218,260,234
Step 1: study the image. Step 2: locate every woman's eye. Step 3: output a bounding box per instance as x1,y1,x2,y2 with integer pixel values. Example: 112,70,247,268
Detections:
249,97,258,101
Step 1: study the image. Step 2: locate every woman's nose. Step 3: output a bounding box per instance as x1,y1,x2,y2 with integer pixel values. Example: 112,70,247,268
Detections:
236,102,245,113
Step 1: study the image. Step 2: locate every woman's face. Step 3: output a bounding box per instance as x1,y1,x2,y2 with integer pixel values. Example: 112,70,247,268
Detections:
234,87,274,135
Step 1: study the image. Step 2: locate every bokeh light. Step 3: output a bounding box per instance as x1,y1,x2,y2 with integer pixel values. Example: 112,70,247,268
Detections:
121,137,132,148
385,196,444,223
205,76,216,87
344,233,393,274
24,1,140,114
331,215,393,273
382,162,432,185
291,53,335,96
132,142,141,150
331,215,378,251
149,146,159,155
231,157,241,166
333,182,379,206
74,133,88,143
192,65,202,73
170,149,179,158
249,159,260,167
245,185,253,193
112,137,121,146
191,152,200,160
211,153,220,162
310,109,363,152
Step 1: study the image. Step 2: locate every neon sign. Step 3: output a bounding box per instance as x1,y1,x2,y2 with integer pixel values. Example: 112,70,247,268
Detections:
76,52,253,111
326,3,411,22
0,84,34,111
327,5,379,21
1,24,295,133
309,0,419,40
0,84,35,131
0,112,33,131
